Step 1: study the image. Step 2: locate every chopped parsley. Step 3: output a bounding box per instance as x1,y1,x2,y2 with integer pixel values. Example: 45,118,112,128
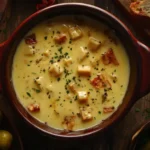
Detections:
26,92,31,97
143,108,150,119
98,111,101,114
32,88,41,93
58,47,63,54
74,95,78,101
50,59,54,64
69,39,72,44
135,108,140,112
57,78,60,81
44,36,47,40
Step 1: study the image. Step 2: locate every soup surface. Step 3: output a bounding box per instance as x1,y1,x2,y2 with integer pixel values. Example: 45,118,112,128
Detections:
12,15,130,131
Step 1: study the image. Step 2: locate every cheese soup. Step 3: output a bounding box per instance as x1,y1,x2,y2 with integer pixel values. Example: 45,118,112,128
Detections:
12,16,130,131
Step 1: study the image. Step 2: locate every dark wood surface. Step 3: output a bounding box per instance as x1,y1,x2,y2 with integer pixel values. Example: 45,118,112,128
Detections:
0,0,150,150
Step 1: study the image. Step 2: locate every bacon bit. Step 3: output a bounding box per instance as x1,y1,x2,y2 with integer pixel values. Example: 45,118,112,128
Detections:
102,48,119,66
27,103,40,112
25,33,37,45
54,33,67,44
90,75,103,89
36,0,55,10
103,106,114,113
90,74,111,89
62,116,76,131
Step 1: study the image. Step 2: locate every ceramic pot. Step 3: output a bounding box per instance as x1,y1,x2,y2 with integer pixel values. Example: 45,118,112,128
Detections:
0,3,150,138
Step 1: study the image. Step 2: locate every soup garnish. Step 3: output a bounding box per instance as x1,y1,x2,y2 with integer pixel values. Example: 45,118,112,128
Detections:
12,15,130,131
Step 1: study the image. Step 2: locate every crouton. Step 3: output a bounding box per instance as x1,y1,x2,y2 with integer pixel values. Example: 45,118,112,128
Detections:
88,37,101,51
49,62,64,77
77,65,91,76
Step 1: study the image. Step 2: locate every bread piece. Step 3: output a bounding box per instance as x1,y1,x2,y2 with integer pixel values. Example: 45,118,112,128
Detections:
130,0,150,17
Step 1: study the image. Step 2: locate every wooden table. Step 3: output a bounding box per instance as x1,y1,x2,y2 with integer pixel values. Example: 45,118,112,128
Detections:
0,0,150,149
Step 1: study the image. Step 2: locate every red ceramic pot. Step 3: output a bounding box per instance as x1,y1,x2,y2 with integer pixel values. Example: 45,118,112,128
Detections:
0,3,150,139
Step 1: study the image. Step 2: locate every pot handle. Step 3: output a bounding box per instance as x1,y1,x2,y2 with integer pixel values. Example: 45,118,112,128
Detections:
0,41,8,91
137,41,150,98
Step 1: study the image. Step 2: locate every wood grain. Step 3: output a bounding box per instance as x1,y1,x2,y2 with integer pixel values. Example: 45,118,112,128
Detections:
0,0,150,150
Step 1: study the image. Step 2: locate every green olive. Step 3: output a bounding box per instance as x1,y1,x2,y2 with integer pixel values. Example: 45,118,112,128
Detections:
0,130,13,150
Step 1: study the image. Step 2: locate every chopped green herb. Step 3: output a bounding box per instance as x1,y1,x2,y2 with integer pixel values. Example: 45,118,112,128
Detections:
57,31,60,34
26,92,31,97
54,55,58,59
66,79,71,85
101,68,105,71
69,39,72,44
135,108,140,112
143,108,150,119
72,76,76,81
64,52,69,57
74,95,78,101
50,59,54,64
32,72,36,75
32,88,41,93
64,68,71,78
44,36,48,40
58,47,63,54
66,90,69,94
57,78,60,81
98,111,101,114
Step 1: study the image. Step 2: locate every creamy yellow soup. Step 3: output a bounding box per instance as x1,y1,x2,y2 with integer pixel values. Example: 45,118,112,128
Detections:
12,16,130,131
